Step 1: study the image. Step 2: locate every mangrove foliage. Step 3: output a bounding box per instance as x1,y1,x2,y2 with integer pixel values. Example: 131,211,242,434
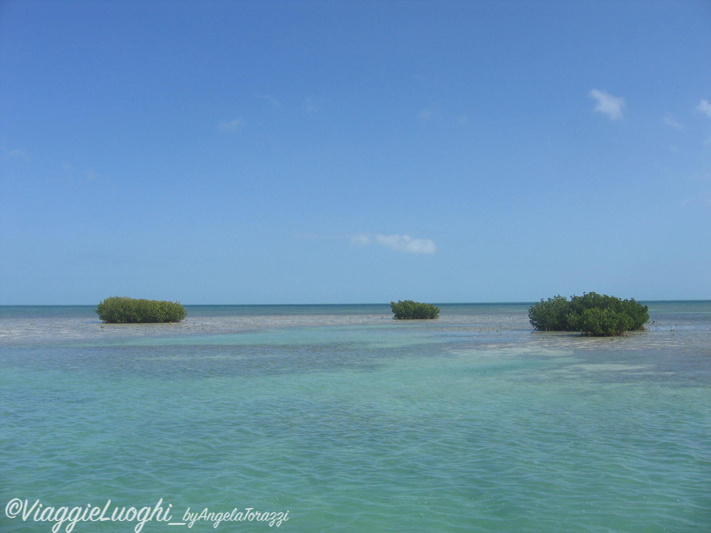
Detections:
391,300,440,320
96,296,187,323
529,292,648,336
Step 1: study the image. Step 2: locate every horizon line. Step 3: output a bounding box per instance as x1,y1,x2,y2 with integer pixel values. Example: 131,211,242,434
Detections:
1,299,710,307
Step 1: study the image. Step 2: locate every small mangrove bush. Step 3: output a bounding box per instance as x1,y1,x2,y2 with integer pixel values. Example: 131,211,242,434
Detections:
391,300,440,320
96,296,187,323
529,292,648,336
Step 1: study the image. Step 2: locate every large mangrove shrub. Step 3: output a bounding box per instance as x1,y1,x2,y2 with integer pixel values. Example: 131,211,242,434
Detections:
391,300,440,320
96,297,187,323
529,292,648,336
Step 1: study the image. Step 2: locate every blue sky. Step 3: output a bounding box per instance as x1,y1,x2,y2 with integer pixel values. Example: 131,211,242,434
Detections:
1,0,710,305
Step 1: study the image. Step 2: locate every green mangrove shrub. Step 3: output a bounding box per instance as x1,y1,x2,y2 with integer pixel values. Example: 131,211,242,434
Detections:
96,297,187,323
529,292,648,336
391,300,440,320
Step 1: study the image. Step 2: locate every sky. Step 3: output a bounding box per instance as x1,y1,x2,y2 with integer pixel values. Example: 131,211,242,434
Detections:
1,0,710,305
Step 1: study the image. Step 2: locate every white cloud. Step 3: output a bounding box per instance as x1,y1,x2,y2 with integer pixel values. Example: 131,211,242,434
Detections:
589,89,625,120
300,232,437,254
218,118,245,131
663,114,684,130
697,99,711,118
350,234,372,246
374,234,437,254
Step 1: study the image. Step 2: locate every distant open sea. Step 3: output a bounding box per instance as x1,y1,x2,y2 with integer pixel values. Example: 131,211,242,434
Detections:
1,302,710,532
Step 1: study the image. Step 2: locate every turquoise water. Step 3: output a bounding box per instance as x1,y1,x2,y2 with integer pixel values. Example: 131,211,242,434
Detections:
1,302,710,532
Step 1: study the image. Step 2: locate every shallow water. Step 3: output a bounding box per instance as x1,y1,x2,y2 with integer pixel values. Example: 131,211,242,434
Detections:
1,302,710,532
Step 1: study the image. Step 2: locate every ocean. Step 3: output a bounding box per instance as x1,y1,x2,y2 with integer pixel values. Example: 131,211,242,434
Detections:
1,302,710,532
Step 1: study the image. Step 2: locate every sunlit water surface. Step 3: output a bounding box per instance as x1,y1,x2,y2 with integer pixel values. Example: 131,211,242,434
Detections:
1,302,710,532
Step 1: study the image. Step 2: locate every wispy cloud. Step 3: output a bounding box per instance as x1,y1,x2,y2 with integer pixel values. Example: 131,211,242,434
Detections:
697,99,711,119
589,89,625,120
3,148,30,161
352,233,437,254
419,105,441,122
218,118,245,131
663,114,684,130
256,94,280,106
299,232,437,254
375,234,437,254
350,234,372,246
681,193,711,208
